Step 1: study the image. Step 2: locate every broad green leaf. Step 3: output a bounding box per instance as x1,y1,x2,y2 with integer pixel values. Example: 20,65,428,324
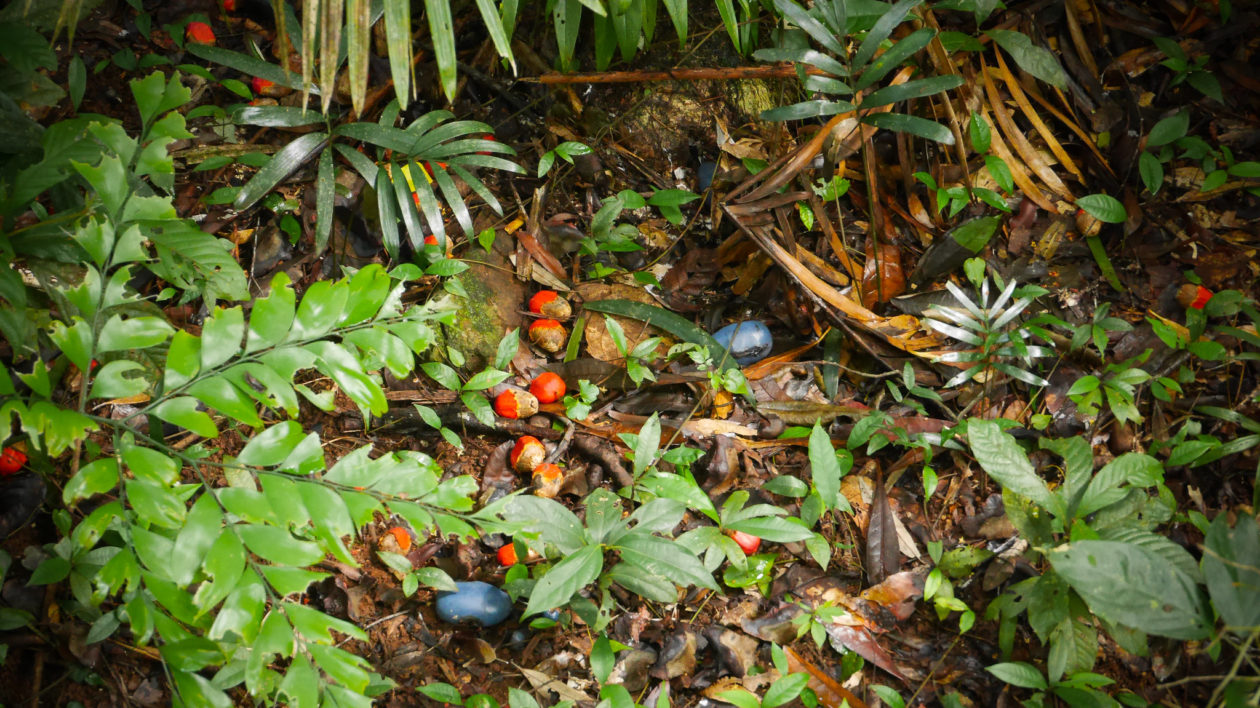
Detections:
1147,112,1188,147
170,494,222,585
426,0,458,101
524,545,603,617
97,315,173,352
985,29,1067,88
1048,540,1211,640
247,272,296,352
200,306,244,371
1202,513,1260,629
232,105,324,128
967,419,1059,517
986,661,1047,690
808,422,848,512
1076,194,1127,223
238,525,324,566
384,0,413,108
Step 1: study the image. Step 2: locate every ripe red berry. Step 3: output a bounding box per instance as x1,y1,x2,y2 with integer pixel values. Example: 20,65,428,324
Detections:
497,543,518,566
223,0,237,11
185,21,216,45
251,77,274,95
528,291,572,319
529,319,567,353
529,372,566,404
729,530,761,554
493,389,539,419
0,447,26,475
510,436,546,474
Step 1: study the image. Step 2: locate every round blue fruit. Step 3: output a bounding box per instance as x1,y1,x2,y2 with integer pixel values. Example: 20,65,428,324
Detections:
712,320,773,366
435,581,513,627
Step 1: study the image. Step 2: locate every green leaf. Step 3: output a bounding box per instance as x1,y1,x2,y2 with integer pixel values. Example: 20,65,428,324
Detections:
233,105,325,128
728,516,814,543
808,422,849,512
1076,194,1126,223
715,689,762,708
524,545,603,617
97,315,173,352
170,494,222,585
419,682,463,704
967,419,1060,517
1202,513,1260,629
1048,541,1211,640
426,0,458,101
852,0,922,69
861,112,955,144
949,216,1000,253
860,75,963,109
763,672,809,708
986,661,1047,690
985,29,1067,88
233,132,328,211
238,525,325,566
63,458,119,504
1147,112,1188,147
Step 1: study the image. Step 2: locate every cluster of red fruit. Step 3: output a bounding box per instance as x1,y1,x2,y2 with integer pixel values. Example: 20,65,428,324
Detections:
0,446,26,475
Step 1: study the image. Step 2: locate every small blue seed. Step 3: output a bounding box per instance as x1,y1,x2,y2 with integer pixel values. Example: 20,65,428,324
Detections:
435,581,514,627
712,320,773,366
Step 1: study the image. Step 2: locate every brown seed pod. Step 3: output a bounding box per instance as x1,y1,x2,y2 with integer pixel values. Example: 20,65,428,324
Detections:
510,436,546,474
529,319,567,353
1075,208,1102,238
493,388,539,419
529,291,572,319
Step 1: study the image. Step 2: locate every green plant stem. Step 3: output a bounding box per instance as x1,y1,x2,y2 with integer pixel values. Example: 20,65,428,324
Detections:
1208,627,1260,707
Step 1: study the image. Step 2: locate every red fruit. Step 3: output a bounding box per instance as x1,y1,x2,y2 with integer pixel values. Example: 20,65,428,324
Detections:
1190,285,1212,310
185,21,216,45
493,389,539,419
532,462,564,499
251,77,274,95
528,291,572,319
385,526,412,553
510,436,546,473
0,447,26,475
529,319,567,353
729,530,761,554
223,0,236,10
497,543,518,566
529,372,566,404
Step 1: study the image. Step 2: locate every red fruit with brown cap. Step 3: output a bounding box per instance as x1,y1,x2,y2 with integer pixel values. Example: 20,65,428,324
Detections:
529,319,566,353
528,291,572,319
531,462,564,499
185,21,216,44
0,447,26,475
385,526,412,553
494,389,539,419
251,77,274,95
1177,283,1213,310
510,436,546,473
529,372,566,404
729,530,761,554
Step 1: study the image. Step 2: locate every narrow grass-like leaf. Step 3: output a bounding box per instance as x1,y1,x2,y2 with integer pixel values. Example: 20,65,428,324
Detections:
318,0,344,113
425,0,457,101
429,164,471,235
384,0,412,109
315,148,334,251
853,0,922,70
233,105,325,128
861,112,955,144
857,27,935,90
345,0,371,117
233,132,327,211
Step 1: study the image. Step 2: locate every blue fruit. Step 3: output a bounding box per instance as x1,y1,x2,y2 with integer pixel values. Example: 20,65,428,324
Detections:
435,581,513,627
712,320,773,366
